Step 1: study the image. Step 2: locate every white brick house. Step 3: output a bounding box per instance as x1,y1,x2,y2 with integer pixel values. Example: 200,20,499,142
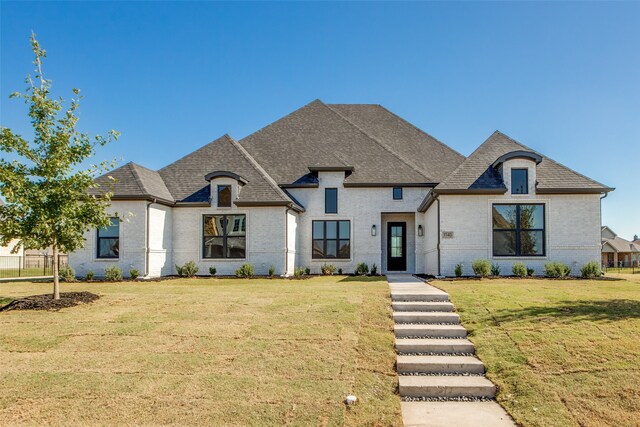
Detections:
69,100,613,277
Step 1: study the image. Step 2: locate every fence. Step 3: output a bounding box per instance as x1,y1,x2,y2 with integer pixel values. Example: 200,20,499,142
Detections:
0,254,69,279
602,265,639,275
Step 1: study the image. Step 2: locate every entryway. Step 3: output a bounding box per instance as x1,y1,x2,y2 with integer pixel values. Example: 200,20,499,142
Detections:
381,213,415,274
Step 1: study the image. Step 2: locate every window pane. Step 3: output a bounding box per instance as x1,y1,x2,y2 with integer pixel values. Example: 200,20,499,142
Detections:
98,238,119,258
226,215,246,236
520,205,544,229
313,239,324,258
520,231,544,255
393,187,403,200
218,185,231,207
493,231,516,256
313,221,324,239
326,240,337,257
511,169,528,194
98,218,119,237
338,240,350,258
226,237,246,258
391,235,402,257
326,221,337,239
204,215,224,236
339,221,350,239
492,205,516,229
204,237,224,258
325,188,338,214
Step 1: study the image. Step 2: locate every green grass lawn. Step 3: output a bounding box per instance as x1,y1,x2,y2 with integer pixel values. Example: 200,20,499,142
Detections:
0,267,51,278
434,277,640,427
0,277,400,426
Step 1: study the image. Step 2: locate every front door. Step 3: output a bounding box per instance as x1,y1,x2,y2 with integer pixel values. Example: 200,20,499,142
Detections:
387,222,407,271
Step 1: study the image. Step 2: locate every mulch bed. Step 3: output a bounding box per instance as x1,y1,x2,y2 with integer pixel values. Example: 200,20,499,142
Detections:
0,291,100,312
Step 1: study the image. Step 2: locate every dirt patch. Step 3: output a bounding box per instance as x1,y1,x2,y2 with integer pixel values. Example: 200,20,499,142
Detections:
0,292,100,312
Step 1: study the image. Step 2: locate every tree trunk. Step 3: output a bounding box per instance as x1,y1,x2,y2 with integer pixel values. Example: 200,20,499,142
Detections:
52,243,60,300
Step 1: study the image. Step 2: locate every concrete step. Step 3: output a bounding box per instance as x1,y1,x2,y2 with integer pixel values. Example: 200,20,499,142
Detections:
391,292,449,302
397,355,485,374
396,338,475,354
392,301,455,312
393,312,460,324
395,324,467,338
399,375,496,398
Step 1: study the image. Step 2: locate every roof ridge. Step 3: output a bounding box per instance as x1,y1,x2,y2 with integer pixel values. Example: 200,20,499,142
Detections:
324,103,434,182
123,162,148,195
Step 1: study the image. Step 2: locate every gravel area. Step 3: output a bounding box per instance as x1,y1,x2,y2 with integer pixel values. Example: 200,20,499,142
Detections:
398,352,475,356
399,372,485,377
397,336,465,340
402,396,495,402
395,322,459,325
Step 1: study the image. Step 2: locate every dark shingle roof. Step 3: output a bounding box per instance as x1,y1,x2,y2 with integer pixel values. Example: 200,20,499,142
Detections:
92,162,174,203
435,131,613,194
158,135,303,210
239,100,438,186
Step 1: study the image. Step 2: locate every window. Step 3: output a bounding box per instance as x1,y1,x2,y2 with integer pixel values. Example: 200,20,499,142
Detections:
511,169,528,194
203,214,246,258
97,217,120,259
393,187,403,200
492,204,545,257
217,185,232,207
312,220,350,259
325,188,338,214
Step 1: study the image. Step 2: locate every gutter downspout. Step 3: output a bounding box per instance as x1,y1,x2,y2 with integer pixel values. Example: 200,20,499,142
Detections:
437,197,441,277
285,208,290,276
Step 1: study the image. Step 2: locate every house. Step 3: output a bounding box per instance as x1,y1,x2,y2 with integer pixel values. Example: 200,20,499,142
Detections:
0,199,24,258
69,100,613,277
601,226,640,268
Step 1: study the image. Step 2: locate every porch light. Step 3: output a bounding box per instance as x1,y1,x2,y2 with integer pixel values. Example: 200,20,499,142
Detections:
371,225,376,236
418,225,424,237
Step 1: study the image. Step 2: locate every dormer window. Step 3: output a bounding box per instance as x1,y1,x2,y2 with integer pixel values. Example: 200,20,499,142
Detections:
325,188,338,214
217,185,232,207
511,169,528,194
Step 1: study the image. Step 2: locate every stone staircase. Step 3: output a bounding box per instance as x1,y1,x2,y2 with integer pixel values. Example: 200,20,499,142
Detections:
387,274,515,427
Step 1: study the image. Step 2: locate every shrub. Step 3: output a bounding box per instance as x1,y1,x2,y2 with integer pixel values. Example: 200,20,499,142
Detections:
293,267,305,279
58,265,76,282
105,266,123,281
371,263,378,275
355,262,369,276
454,263,463,278
176,261,199,278
527,268,535,277
471,259,491,278
321,263,337,275
129,269,140,280
581,261,601,279
235,263,254,278
209,266,217,276
84,270,95,281
338,268,343,275
512,262,527,278
268,265,275,277
305,267,311,275
491,263,501,276
544,262,571,278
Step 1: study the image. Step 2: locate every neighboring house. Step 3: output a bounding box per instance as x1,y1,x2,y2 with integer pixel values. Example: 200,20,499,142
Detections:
69,100,613,277
0,199,24,258
601,226,640,268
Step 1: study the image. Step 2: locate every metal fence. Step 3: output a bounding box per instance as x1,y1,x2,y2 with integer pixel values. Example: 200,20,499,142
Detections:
0,254,69,279
602,265,639,274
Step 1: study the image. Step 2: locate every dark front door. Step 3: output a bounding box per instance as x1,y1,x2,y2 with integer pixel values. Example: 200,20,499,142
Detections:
387,222,407,271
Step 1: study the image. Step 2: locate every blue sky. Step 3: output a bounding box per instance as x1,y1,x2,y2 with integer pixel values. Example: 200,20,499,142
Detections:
1,1,639,239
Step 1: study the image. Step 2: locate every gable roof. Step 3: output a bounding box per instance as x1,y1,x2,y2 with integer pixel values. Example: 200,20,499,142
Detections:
435,131,613,194
158,135,303,210
239,100,453,186
92,162,174,204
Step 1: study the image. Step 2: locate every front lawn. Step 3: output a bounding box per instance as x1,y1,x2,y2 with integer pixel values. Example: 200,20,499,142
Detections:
0,277,400,426
435,277,640,427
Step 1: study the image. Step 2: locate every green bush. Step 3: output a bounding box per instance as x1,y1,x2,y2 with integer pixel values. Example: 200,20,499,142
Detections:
512,262,527,278
544,262,571,278
268,265,275,277
304,267,311,275
371,263,378,275
209,266,217,276
338,268,343,275
581,261,601,278
176,261,198,278
491,263,501,276
472,259,491,278
527,268,535,277
454,263,463,278
105,266,123,282
355,262,369,276
293,267,305,279
321,263,337,275
58,265,76,282
235,263,254,278
84,270,95,281
129,269,140,280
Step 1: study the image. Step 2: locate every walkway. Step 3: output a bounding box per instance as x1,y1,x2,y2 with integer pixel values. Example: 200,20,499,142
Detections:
387,274,514,427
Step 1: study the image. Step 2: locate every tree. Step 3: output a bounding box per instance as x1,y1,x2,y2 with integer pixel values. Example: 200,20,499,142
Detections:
0,34,119,299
